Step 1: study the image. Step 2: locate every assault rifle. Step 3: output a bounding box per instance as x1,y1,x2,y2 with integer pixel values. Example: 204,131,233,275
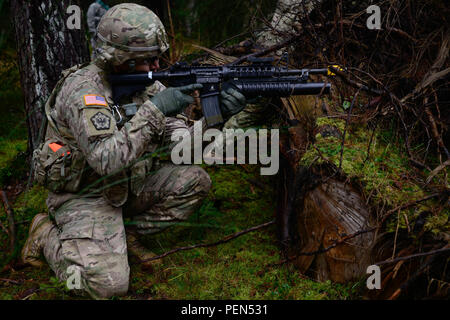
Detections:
109,57,331,127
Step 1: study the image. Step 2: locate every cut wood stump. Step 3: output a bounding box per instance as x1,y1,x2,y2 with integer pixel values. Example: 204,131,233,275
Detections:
294,178,376,282
277,95,376,282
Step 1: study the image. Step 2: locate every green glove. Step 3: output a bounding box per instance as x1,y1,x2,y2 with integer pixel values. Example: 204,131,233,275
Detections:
220,86,246,118
150,84,203,116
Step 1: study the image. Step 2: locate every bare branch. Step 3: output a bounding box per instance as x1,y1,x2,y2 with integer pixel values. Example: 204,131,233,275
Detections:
140,220,276,263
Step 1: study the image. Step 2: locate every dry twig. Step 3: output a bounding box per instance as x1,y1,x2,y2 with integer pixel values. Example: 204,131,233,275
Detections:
1,190,16,253
380,193,443,226
375,246,450,267
140,220,276,263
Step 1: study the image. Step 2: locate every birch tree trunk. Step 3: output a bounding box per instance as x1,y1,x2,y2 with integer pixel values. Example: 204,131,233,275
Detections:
11,0,89,152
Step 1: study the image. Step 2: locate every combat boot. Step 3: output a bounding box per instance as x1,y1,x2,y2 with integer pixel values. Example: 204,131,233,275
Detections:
126,231,162,267
21,213,54,267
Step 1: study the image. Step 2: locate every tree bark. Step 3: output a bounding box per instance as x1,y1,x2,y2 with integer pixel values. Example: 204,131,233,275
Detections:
11,0,89,152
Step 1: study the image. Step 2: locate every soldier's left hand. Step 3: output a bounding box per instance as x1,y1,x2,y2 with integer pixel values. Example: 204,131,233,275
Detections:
219,83,246,118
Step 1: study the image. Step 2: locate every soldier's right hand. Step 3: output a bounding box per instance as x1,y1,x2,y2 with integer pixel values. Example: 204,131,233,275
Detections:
150,84,203,116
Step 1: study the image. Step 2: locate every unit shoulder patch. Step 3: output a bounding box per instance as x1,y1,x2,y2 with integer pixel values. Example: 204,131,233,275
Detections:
91,111,111,130
84,108,115,137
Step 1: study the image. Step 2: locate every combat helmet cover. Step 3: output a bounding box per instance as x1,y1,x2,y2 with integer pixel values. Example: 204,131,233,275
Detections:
96,3,169,66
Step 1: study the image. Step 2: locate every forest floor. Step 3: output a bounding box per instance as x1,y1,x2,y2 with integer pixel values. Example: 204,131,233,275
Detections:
0,166,361,300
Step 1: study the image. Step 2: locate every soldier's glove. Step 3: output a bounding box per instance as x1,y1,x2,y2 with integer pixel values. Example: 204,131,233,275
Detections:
150,84,203,116
219,81,246,118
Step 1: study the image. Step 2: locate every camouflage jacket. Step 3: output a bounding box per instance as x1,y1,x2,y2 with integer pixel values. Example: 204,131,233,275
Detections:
39,62,167,207
87,2,108,35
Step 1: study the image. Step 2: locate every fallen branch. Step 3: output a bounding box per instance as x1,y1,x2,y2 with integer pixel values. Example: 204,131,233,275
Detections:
426,159,450,184
401,33,450,103
140,220,276,263
375,246,450,267
328,66,384,95
1,190,16,253
270,227,376,267
0,278,22,285
424,106,450,159
226,36,296,65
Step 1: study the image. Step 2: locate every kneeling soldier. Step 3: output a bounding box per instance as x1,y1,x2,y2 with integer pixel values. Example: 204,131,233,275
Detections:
22,3,246,299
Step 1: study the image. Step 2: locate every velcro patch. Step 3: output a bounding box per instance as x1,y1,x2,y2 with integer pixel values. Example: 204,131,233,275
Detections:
84,108,115,137
91,112,111,130
83,95,107,107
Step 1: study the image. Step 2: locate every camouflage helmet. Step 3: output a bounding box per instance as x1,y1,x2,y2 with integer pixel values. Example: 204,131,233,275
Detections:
96,3,169,66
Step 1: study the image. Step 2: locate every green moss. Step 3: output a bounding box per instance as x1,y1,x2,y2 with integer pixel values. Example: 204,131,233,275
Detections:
0,51,26,140
302,117,445,233
425,210,450,235
0,185,48,265
0,139,27,185
0,164,358,300
0,139,26,167
316,117,346,132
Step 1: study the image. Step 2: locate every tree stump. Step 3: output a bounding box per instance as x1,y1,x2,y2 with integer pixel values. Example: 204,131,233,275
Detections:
277,95,376,283
294,177,376,282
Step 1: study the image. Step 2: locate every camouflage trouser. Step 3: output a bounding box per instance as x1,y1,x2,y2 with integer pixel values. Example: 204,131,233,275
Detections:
43,196,129,299
43,163,211,299
223,102,278,129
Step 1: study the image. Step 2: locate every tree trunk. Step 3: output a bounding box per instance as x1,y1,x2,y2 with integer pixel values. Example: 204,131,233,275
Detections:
11,0,89,152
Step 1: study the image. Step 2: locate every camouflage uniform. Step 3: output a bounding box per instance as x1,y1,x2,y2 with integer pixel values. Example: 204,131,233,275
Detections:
223,103,278,129
33,4,211,299
87,0,109,59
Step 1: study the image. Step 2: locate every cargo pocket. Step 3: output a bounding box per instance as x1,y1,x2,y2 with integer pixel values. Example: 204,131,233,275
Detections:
58,220,96,270
64,148,86,193
33,140,86,193
58,220,95,240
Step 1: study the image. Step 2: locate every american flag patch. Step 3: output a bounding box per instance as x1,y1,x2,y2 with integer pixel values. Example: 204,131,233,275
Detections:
83,95,108,107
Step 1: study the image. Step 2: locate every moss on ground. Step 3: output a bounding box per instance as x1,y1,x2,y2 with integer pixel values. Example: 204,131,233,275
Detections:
0,139,27,185
0,49,26,140
0,51,28,186
301,117,449,234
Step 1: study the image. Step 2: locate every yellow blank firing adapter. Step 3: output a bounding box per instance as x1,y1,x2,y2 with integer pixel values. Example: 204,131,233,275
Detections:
327,65,344,76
